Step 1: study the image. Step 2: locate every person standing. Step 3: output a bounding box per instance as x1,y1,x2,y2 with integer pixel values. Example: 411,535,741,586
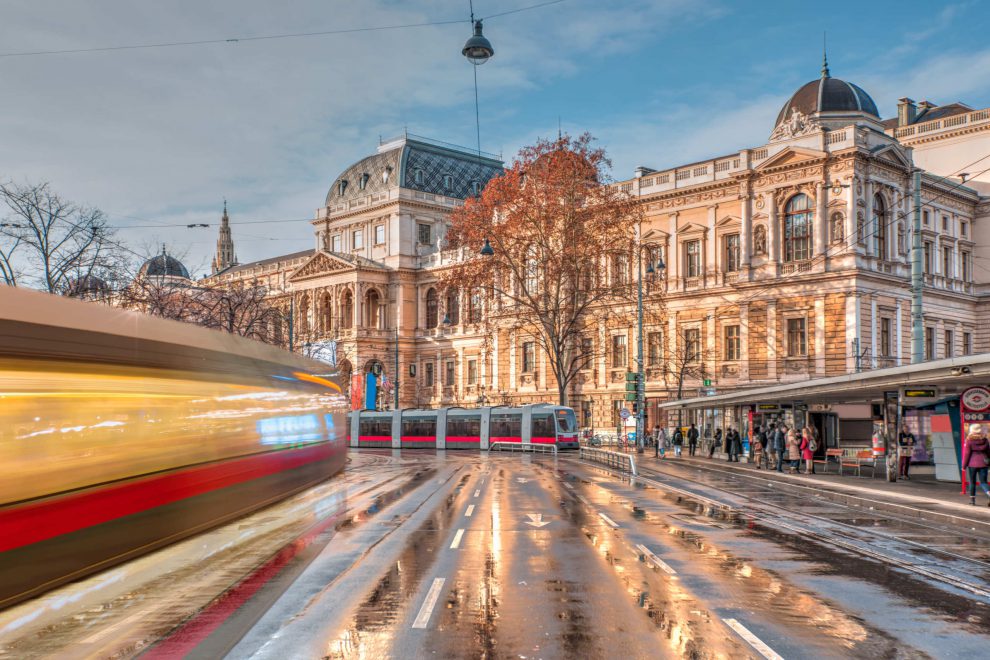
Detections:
963,428,990,506
672,427,684,457
786,426,801,473
752,425,766,469
773,424,787,472
730,427,743,462
655,426,668,459
898,424,916,480
710,428,722,458
687,423,699,457
801,427,815,474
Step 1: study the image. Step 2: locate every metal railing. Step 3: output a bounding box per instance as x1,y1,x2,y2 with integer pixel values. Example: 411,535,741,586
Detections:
579,447,637,476
488,442,558,456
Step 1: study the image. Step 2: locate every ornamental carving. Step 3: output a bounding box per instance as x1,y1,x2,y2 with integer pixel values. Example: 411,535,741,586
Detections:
856,211,866,245
769,109,821,142
784,359,809,374
755,196,765,210
753,224,768,255
721,363,739,378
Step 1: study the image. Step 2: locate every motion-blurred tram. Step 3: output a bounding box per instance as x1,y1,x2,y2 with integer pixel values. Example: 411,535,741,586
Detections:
0,287,347,608
349,404,580,450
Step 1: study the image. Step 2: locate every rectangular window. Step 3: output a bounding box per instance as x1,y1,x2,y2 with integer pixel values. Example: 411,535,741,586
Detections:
923,242,932,274
581,400,592,428
374,224,385,245
684,328,700,363
945,330,953,359
786,318,807,357
724,234,740,273
331,234,342,252
924,327,934,360
942,215,950,231
943,246,953,278
445,360,455,387
352,229,363,250
685,240,701,278
923,210,930,226
724,325,740,361
961,221,969,238
611,335,627,368
522,341,535,373
880,318,891,357
424,362,434,387
490,413,522,438
467,359,478,385
581,336,594,367
964,332,973,356
647,332,663,366
961,251,971,282
611,253,629,285
418,223,431,245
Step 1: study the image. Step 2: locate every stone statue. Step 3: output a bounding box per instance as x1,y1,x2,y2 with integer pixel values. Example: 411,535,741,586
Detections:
830,212,844,244
753,224,767,255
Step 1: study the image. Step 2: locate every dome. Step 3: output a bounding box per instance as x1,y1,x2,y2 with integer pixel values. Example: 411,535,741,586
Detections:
66,274,109,297
139,250,190,279
774,67,879,129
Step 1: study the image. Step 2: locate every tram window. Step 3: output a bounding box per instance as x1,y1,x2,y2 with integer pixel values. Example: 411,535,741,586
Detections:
359,418,392,437
447,415,481,437
402,417,437,437
555,409,577,433
532,414,555,438
491,413,522,437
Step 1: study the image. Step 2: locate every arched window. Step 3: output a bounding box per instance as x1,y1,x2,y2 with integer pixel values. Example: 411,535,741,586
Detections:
340,290,353,329
337,180,348,196
443,174,454,190
359,173,370,190
425,288,439,328
445,288,460,325
365,289,381,329
299,294,311,333
873,194,887,259
783,194,813,262
414,169,424,185
321,291,333,332
468,289,483,324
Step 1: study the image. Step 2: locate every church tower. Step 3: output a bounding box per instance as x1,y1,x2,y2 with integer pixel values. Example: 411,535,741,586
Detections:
211,200,237,274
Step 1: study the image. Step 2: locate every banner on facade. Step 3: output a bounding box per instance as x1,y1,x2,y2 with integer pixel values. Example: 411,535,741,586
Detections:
351,374,363,411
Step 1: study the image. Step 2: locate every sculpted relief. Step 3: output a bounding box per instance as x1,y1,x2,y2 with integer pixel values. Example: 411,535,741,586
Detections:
769,109,821,142
753,224,768,255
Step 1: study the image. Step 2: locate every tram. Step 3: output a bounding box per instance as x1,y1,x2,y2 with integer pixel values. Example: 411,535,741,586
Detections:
348,404,580,450
0,287,348,608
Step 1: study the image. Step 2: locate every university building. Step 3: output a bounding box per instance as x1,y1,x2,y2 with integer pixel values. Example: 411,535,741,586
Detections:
204,63,990,432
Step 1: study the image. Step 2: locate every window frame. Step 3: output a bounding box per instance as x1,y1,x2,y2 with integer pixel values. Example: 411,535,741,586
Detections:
331,234,342,252
879,317,891,358
417,223,432,246
786,317,807,357
374,224,385,245
783,194,813,263
351,229,363,250
724,324,741,361
964,332,973,356
684,240,701,278
945,329,954,359
467,359,478,386
522,341,536,373
723,234,740,273
424,362,435,387
611,334,627,369
683,328,700,363
445,360,456,387
647,331,663,366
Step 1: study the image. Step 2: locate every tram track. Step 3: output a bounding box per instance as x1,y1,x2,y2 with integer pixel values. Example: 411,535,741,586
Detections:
568,457,990,601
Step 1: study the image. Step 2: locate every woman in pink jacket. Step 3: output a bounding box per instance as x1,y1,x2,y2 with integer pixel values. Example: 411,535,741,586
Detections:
801,428,815,475
963,429,990,506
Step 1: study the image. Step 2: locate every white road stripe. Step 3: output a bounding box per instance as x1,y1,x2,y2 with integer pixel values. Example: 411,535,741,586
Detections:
563,482,575,490
465,504,475,517
635,543,677,575
411,578,447,629
723,618,784,660
598,512,619,528
474,489,480,497
576,494,591,506
450,529,465,549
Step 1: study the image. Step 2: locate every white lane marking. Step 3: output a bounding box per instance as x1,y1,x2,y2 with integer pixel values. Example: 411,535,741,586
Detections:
635,543,677,575
576,494,591,506
450,529,465,549
563,482,575,490
411,577,447,629
474,489,480,497
723,618,784,660
465,504,475,517
598,512,619,528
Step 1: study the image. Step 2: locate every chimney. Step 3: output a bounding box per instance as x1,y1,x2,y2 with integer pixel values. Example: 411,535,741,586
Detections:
634,166,656,178
897,97,916,127
917,100,937,117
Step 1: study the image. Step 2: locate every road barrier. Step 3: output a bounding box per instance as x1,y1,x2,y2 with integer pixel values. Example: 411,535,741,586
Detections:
579,447,637,476
488,442,557,456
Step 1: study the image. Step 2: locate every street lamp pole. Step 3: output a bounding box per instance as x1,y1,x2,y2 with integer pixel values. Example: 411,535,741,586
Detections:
636,240,646,454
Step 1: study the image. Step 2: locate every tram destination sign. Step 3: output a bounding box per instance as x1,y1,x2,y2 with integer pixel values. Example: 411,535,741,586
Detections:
756,403,779,412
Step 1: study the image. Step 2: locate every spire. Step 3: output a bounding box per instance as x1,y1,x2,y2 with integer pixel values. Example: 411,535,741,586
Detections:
821,32,830,78
211,200,237,274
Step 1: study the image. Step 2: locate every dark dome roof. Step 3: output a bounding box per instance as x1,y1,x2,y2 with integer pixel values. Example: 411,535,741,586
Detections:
775,74,879,127
66,274,109,296
140,253,190,279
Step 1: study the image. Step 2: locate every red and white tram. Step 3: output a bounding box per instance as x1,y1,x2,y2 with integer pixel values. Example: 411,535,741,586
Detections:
348,404,579,450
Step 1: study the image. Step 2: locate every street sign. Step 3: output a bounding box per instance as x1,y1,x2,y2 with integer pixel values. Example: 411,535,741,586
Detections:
624,393,637,401
703,379,712,387
619,408,631,420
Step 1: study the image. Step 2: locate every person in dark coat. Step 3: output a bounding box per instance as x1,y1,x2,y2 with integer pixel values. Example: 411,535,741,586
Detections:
728,427,742,462
710,428,722,458
672,427,684,457
687,423,699,457
773,424,787,472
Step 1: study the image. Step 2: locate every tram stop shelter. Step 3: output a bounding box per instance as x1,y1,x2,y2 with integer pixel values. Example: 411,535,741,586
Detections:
659,353,990,482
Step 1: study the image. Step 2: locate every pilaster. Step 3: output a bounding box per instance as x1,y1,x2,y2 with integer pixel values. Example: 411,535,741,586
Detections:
814,296,825,376
767,301,777,382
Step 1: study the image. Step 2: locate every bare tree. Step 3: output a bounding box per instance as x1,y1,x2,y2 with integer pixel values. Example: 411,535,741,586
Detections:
0,228,20,286
0,181,121,293
667,327,714,427
194,281,285,342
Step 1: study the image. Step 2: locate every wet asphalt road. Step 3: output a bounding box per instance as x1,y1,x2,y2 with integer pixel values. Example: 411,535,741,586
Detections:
5,450,990,659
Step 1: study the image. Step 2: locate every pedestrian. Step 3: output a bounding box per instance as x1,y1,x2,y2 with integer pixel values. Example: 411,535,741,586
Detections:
672,427,684,457
729,427,742,462
687,423,699,457
801,427,815,474
898,424,916,480
963,428,990,506
786,426,801,473
710,428,721,458
772,424,786,472
752,425,766,469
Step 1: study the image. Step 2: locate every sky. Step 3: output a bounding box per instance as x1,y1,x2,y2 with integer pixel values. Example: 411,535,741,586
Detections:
1,0,989,276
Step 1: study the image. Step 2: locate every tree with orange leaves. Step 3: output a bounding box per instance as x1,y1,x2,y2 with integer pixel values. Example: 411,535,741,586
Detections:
443,133,650,406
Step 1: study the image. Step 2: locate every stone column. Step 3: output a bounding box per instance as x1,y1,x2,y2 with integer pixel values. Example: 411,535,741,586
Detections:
706,205,717,285
870,296,878,369
864,179,874,257
847,292,862,372
846,177,857,253
706,312,717,382
741,195,752,277
667,315,677,387
509,330,517,391
895,298,904,366
766,193,778,273
668,213,679,288
597,320,607,387
767,301,777,382
815,182,827,260
815,296,826,376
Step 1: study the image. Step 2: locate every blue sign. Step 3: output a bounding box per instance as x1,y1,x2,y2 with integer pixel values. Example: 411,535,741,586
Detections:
365,372,378,410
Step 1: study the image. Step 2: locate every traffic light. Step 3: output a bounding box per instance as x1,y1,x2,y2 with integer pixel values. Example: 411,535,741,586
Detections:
624,371,640,401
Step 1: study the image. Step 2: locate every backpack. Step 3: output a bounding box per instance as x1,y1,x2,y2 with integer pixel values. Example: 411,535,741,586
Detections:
808,436,819,452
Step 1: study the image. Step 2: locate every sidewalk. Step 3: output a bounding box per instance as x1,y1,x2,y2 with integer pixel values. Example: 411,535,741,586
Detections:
637,450,990,532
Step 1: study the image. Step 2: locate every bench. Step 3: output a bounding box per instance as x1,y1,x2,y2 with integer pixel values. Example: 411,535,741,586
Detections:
813,448,843,474
839,450,880,478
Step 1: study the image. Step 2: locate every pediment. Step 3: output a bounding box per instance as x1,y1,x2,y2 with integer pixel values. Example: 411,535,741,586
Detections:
643,228,670,241
717,215,741,227
288,251,356,281
677,222,707,235
755,147,826,171
871,144,912,169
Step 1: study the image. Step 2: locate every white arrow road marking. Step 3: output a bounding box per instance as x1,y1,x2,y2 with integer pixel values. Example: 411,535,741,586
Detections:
635,544,677,575
723,618,784,660
598,512,619,528
516,477,529,484
474,489,480,497
450,529,465,549
524,513,551,528
412,578,446,629
465,504,475,517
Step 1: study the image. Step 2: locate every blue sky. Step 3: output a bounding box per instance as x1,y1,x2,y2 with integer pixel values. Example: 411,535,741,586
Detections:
1,0,989,274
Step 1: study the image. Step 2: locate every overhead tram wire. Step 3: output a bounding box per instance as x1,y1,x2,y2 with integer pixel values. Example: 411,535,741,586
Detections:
0,0,573,59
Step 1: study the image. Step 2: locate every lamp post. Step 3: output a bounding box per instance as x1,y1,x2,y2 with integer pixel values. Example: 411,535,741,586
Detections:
637,250,665,454
462,3,494,156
